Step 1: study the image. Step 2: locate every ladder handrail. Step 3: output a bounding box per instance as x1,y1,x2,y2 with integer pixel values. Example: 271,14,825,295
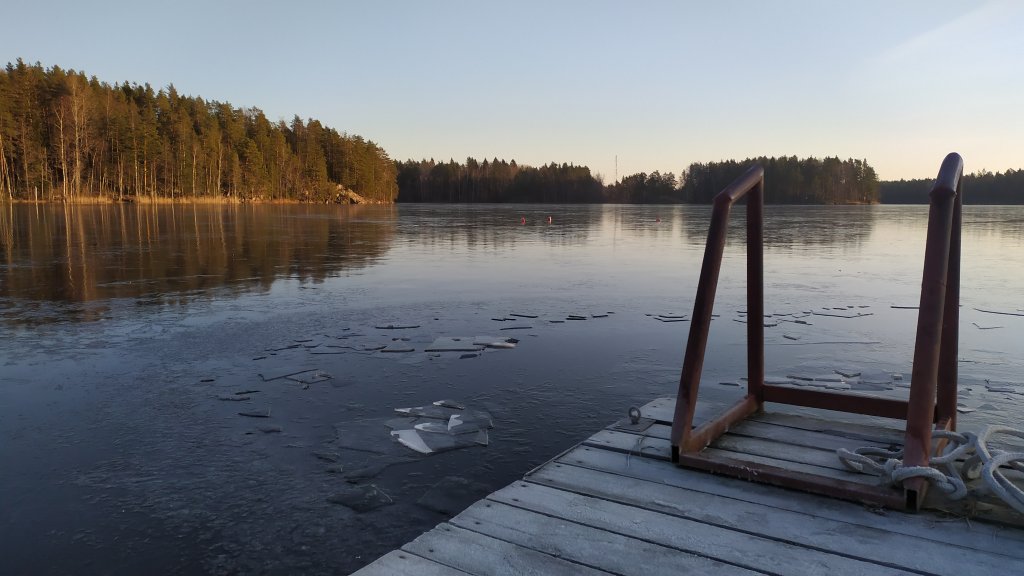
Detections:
903,152,964,508
669,153,965,511
669,164,764,457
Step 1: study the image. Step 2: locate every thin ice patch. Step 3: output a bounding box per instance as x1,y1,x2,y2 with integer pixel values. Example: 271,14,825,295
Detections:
472,336,516,349
327,484,393,513
424,337,484,352
389,401,492,455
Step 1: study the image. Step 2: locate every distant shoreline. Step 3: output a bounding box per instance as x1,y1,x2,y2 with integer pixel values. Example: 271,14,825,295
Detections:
3,195,387,206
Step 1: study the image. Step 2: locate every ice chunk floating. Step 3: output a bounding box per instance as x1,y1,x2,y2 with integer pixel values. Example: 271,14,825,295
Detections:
390,400,493,455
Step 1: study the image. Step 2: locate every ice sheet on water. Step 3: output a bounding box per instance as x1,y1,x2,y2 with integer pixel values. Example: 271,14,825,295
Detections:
326,484,393,513
391,428,488,454
424,337,484,352
472,336,517,349
394,405,460,419
417,476,493,515
389,401,493,455
380,344,415,353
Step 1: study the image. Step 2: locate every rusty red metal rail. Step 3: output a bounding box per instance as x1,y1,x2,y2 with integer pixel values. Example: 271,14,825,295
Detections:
669,153,964,511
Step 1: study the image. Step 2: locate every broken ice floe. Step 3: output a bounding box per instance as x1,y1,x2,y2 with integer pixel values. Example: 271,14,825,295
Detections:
417,476,493,515
811,309,873,319
425,337,483,352
985,380,1021,394
974,307,1024,317
473,336,517,349
972,322,1003,330
389,402,493,455
258,368,332,384
381,344,415,353
651,313,689,322
327,484,394,513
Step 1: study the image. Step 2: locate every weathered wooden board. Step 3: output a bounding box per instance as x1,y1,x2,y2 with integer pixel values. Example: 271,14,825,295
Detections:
401,523,614,575
487,481,917,576
752,410,907,445
639,396,909,446
582,429,672,459
730,418,896,451
451,499,764,575
583,428,878,485
523,465,1022,573
546,445,1024,554
709,433,859,471
350,550,474,576
629,420,892,456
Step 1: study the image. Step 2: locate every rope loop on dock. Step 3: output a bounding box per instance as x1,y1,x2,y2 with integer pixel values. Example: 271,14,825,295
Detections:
837,426,1024,514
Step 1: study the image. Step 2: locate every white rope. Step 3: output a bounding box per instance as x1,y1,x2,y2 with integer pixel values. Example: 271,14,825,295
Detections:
837,426,1024,514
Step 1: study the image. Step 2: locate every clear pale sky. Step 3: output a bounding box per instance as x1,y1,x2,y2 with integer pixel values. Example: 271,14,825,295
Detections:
3,0,1021,182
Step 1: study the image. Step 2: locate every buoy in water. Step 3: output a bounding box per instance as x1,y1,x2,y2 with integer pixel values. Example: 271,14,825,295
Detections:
547,216,553,224
521,217,526,224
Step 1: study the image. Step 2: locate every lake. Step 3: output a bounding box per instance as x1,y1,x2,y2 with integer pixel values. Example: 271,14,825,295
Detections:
1,202,1023,574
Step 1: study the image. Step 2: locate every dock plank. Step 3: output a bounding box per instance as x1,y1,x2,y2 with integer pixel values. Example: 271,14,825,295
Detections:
627,420,892,460
640,396,908,446
730,419,896,452
452,499,764,575
709,434,859,471
752,411,907,445
583,428,878,485
547,445,1024,555
488,481,916,576
525,463,1021,574
351,550,474,576
401,523,615,576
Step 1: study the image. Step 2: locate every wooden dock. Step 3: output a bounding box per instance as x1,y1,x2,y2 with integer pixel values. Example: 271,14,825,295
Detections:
353,398,1024,575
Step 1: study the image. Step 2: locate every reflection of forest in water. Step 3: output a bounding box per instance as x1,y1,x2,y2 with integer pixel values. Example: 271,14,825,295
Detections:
390,204,883,251
0,203,396,308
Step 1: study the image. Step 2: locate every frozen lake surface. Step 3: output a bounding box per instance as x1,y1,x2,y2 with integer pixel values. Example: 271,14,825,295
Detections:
1,202,1023,574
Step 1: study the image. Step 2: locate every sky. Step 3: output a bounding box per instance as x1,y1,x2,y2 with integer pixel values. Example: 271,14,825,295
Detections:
2,0,1021,182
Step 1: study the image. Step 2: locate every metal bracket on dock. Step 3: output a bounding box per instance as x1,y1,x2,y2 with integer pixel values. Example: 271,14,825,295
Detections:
669,154,965,511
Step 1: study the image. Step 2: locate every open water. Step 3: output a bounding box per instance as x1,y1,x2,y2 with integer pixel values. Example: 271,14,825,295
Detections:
1,202,1022,574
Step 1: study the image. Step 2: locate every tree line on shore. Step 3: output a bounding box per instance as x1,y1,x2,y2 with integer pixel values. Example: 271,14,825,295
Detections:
2,61,1019,205
0,60,397,202
880,169,1023,204
402,155,881,204
395,158,604,203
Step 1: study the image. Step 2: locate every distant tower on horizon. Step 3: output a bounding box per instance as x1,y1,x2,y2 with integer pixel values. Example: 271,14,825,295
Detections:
615,155,618,183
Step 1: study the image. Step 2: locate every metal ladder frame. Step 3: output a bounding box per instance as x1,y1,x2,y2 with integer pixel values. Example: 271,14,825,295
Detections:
669,153,964,510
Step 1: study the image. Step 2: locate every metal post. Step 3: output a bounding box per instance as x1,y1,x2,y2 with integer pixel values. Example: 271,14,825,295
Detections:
903,152,963,509
670,165,764,459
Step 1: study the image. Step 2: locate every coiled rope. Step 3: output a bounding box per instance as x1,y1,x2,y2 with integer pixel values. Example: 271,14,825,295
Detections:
837,426,1024,514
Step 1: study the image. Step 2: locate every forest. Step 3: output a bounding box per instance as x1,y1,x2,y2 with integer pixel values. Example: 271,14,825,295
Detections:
880,169,1023,204
598,156,879,204
395,158,604,203
3,61,1018,206
397,156,882,204
0,60,398,202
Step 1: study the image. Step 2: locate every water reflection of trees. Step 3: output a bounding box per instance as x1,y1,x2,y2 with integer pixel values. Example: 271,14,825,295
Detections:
0,203,396,308
676,205,879,250
385,204,883,252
